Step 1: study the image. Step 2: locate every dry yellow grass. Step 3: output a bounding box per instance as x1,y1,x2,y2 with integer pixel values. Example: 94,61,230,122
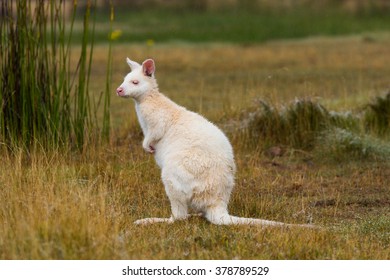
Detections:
1,34,389,259
1,145,388,259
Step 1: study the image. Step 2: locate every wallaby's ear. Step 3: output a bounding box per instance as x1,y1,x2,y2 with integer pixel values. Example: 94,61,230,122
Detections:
126,58,141,71
142,59,155,77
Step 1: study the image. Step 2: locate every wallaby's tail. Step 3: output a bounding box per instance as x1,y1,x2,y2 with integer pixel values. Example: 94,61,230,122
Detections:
205,207,317,229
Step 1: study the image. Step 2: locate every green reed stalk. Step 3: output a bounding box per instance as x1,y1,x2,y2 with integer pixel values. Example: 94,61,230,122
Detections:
102,2,114,142
74,0,90,149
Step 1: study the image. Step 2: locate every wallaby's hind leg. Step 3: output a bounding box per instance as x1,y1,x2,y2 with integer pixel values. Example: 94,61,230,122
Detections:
163,173,191,221
134,197,188,225
134,172,190,225
204,206,232,225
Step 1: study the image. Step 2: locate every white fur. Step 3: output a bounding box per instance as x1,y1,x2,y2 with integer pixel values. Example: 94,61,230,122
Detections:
117,58,316,228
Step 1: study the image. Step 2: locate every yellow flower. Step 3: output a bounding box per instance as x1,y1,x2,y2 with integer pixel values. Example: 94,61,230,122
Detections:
146,39,155,47
110,29,122,41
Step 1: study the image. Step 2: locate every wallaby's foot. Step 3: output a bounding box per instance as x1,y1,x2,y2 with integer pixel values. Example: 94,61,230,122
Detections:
134,217,174,225
134,213,203,225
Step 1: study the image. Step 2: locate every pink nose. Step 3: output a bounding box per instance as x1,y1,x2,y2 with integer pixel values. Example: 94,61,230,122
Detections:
116,87,124,96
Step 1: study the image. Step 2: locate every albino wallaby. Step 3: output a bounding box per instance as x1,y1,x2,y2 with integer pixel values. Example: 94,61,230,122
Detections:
117,58,315,228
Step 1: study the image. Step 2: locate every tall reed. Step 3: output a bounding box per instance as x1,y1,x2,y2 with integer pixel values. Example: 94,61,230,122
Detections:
102,1,114,142
0,0,112,150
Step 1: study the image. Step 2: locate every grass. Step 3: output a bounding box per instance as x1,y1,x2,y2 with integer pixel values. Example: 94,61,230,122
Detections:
1,33,390,259
364,92,390,137
0,145,388,259
86,7,390,44
0,0,112,150
237,98,390,161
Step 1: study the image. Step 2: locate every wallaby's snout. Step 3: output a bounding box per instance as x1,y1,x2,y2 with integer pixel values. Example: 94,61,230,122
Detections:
116,87,125,97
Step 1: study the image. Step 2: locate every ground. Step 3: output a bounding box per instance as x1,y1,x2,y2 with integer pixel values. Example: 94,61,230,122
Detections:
0,33,389,259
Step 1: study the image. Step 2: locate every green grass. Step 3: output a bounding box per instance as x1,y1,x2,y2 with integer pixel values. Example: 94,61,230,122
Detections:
84,8,390,44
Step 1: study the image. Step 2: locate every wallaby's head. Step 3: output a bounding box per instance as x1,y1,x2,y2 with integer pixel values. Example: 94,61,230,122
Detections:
116,58,157,100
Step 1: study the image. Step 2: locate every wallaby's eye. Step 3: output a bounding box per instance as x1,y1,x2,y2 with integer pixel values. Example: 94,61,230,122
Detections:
132,80,139,85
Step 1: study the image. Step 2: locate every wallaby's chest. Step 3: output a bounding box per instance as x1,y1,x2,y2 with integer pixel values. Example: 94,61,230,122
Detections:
135,103,148,135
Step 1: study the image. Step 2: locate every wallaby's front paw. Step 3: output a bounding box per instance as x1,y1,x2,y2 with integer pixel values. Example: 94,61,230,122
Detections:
143,144,155,154
148,145,156,154
142,140,155,154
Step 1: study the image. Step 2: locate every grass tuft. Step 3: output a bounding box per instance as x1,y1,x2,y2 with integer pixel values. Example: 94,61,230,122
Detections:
364,91,390,137
246,99,338,149
320,128,390,161
241,97,390,161
284,100,330,149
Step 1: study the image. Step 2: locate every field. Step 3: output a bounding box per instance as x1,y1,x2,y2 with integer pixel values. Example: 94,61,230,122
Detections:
1,29,389,259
